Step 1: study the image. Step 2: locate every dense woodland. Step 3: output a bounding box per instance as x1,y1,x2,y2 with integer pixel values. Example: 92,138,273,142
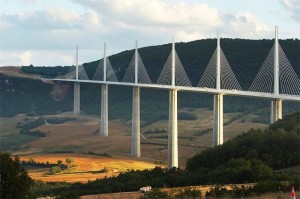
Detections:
1,38,299,120
28,112,300,198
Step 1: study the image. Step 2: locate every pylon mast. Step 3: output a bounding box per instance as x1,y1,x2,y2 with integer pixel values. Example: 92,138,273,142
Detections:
274,26,279,96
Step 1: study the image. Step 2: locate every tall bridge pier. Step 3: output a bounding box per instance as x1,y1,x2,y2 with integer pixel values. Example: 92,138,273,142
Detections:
213,94,223,146
100,43,109,136
271,99,282,123
73,45,80,115
73,82,80,115
131,41,141,157
167,38,178,168
271,26,282,123
212,34,223,147
168,89,178,168
100,84,108,136
131,86,141,157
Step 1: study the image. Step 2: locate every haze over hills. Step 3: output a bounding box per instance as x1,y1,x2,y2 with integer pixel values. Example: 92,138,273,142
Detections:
0,38,299,165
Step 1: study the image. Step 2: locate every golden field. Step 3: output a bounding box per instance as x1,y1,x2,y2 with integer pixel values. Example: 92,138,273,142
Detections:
19,153,162,183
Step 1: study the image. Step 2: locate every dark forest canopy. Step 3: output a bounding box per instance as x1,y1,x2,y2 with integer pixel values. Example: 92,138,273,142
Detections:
186,111,300,171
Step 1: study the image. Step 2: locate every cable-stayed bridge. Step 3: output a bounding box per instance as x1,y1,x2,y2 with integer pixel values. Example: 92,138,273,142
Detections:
50,27,300,168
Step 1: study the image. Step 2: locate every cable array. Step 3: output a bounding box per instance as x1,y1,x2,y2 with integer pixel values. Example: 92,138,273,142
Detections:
198,48,241,90
59,64,89,80
92,59,104,81
220,49,242,90
121,51,152,84
121,54,135,83
278,44,300,95
78,65,89,80
106,58,118,82
175,51,192,87
249,45,274,93
157,50,192,86
198,49,217,88
156,51,172,85
137,53,152,84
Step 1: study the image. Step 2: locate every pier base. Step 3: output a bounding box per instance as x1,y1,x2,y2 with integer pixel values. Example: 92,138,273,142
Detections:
213,94,223,147
271,99,282,123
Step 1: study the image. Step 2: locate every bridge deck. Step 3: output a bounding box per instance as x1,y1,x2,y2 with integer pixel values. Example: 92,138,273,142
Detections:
49,78,300,102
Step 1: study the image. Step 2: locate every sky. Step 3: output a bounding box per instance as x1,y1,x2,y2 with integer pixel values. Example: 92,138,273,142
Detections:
0,0,299,66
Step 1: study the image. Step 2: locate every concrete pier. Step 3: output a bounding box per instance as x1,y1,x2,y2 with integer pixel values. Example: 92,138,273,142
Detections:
271,99,282,123
73,82,80,115
131,86,141,157
168,89,178,168
100,84,108,136
212,33,224,147
270,27,282,124
213,94,223,147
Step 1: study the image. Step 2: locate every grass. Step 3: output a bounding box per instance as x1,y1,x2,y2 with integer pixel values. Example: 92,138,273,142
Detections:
0,115,41,150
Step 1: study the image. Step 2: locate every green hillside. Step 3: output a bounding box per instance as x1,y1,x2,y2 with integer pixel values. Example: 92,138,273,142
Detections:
186,111,300,171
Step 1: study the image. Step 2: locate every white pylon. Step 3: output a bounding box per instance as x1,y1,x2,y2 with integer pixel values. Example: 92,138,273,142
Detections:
213,33,224,147
271,26,282,124
168,37,178,168
168,89,178,168
74,45,80,115
131,40,141,157
100,43,108,136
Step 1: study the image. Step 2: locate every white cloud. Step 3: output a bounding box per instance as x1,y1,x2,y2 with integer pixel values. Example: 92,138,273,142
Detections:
72,0,222,29
0,0,289,66
0,50,32,66
280,0,300,23
221,12,270,38
19,51,33,65
281,0,296,9
72,0,271,40
0,8,101,30
0,49,103,66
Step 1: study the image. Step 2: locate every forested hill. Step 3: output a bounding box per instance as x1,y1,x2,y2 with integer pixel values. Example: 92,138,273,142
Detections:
186,111,300,172
1,38,299,118
20,38,300,89
84,38,300,89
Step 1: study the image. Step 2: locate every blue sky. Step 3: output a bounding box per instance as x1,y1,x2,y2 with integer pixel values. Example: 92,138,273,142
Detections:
0,0,299,66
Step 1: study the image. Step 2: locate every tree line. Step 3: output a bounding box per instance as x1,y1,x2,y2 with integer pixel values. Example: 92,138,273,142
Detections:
29,112,300,198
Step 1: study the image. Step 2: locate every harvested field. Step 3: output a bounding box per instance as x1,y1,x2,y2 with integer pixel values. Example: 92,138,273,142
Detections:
19,153,162,183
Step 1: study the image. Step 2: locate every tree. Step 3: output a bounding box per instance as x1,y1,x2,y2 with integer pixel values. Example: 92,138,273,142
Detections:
49,166,61,174
66,157,74,165
57,160,63,166
0,152,32,198
66,157,74,170
28,158,37,164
